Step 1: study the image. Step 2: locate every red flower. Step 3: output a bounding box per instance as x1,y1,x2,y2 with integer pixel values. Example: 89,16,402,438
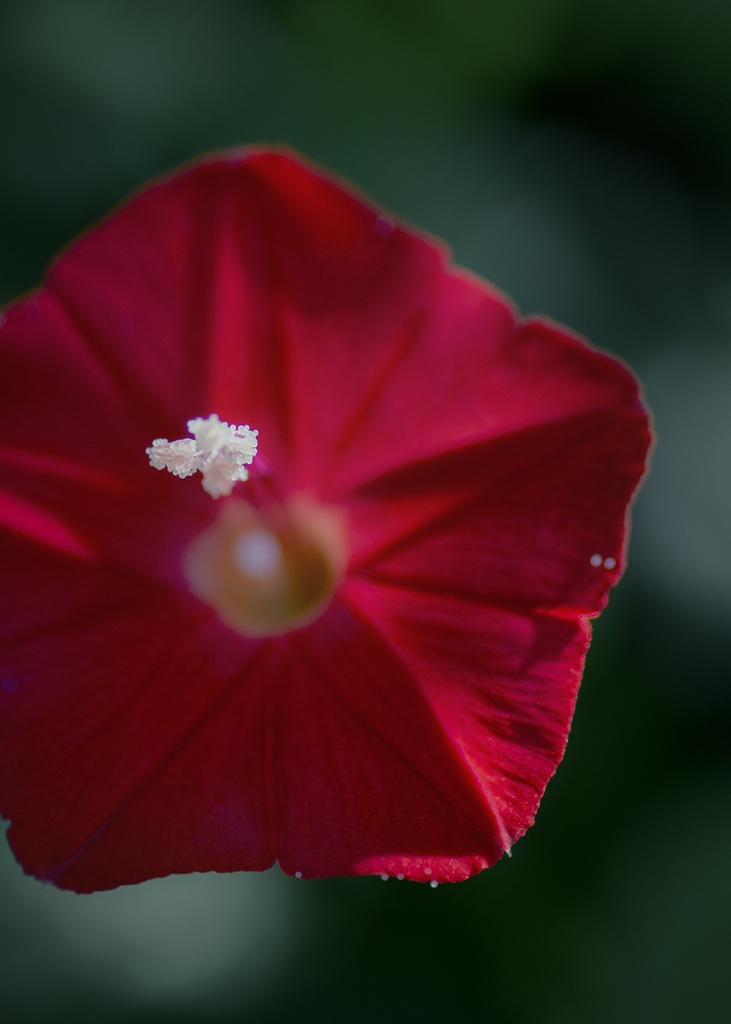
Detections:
0,149,651,893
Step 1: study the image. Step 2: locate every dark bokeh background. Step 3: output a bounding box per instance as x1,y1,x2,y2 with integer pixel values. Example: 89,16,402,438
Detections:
2,2,730,1022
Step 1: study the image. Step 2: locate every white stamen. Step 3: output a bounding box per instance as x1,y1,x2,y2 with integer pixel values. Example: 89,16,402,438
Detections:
295,871,302,879
590,553,603,567
430,880,438,888
146,413,258,498
604,556,616,569
146,437,204,478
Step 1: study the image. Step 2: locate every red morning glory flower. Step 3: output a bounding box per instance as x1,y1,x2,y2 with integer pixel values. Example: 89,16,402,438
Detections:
0,148,651,892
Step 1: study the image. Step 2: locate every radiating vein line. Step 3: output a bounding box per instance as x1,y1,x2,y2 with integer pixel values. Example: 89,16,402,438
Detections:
295,597,509,852
44,636,270,883
337,593,515,854
349,412,617,572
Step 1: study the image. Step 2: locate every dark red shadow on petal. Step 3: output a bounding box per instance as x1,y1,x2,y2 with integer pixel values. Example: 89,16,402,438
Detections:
347,405,652,616
271,598,505,881
0,535,267,890
0,486,95,561
345,578,589,847
43,640,278,893
322,289,640,495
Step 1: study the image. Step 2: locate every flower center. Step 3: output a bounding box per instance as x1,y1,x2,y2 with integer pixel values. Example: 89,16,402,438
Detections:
147,415,345,636
183,497,346,637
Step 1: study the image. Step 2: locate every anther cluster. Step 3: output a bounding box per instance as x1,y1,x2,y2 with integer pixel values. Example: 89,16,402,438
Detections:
146,413,258,498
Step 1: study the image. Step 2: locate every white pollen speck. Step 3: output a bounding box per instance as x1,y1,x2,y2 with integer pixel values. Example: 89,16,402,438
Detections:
234,528,283,578
381,873,389,881
295,871,302,878
604,556,617,569
430,880,438,888
397,873,404,880
424,867,432,875
590,554,603,567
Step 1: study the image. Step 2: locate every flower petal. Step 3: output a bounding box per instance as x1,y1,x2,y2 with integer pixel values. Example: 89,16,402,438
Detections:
0,533,266,890
274,599,505,881
348,404,651,617
36,639,277,893
325,274,643,494
0,293,154,481
344,578,589,849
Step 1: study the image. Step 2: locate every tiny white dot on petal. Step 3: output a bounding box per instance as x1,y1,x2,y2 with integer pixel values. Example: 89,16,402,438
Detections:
590,554,603,567
381,873,389,881
424,867,432,875
430,880,438,888
295,871,302,878
397,873,404,880
604,557,616,569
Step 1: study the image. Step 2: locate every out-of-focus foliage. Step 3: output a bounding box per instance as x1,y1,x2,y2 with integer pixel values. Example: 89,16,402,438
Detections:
1,2,730,1022
286,0,576,98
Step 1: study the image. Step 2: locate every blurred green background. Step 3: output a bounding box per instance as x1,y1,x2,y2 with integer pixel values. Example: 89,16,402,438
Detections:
2,1,731,1022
